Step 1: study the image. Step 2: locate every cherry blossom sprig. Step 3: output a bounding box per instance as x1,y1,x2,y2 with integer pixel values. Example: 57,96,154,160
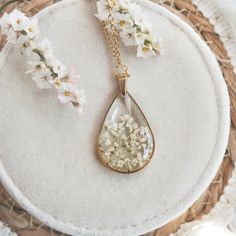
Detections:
96,0,164,58
0,9,85,113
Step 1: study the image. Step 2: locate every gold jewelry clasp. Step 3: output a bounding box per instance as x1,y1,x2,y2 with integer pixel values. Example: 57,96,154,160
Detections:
115,73,130,96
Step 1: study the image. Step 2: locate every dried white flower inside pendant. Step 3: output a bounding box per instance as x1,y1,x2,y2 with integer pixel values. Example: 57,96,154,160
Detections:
97,93,155,173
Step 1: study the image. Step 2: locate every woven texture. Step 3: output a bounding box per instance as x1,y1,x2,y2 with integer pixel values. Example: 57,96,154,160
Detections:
0,0,235,236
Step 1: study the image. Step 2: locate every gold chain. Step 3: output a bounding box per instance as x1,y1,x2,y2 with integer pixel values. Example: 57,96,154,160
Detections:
102,3,130,81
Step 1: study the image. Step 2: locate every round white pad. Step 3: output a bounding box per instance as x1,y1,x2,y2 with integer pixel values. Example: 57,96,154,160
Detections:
0,0,230,235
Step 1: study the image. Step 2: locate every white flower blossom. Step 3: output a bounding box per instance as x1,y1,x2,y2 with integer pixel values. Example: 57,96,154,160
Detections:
24,18,39,39
96,0,110,21
118,0,130,9
32,73,52,89
58,83,86,113
17,37,35,55
115,13,133,29
119,27,137,46
134,14,152,32
0,13,12,34
0,9,85,113
96,0,163,57
47,55,66,79
0,222,16,236
57,83,75,103
73,89,86,114
99,114,154,172
137,44,156,58
6,29,18,44
38,39,53,57
27,60,49,73
96,0,119,20
27,61,52,89
10,9,28,31
135,31,149,45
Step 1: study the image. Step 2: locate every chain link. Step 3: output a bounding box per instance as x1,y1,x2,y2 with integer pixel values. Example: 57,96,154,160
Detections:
102,2,130,80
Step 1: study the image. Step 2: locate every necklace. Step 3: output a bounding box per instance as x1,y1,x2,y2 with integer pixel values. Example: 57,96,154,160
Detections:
97,3,155,174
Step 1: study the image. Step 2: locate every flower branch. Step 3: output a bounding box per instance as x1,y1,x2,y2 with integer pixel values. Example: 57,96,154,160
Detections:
0,9,85,113
96,0,164,58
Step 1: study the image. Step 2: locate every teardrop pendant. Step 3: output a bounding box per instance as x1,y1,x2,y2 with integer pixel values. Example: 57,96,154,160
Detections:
97,93,155,173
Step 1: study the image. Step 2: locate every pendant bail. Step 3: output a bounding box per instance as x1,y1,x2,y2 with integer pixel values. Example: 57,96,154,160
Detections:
115,72,130,96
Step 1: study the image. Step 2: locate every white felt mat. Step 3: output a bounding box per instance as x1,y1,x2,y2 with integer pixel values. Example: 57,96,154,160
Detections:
0,0,230,235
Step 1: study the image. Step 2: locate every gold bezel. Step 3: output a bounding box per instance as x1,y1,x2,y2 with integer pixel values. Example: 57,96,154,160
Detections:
96,92,156,174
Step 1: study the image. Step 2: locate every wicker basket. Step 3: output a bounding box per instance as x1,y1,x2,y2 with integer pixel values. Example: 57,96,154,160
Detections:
0,0,235,236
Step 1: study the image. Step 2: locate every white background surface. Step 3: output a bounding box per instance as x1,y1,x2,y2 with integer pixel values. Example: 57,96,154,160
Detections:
0,0,230,235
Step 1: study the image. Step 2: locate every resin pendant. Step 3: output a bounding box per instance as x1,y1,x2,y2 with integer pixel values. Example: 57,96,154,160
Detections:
97,92,155,173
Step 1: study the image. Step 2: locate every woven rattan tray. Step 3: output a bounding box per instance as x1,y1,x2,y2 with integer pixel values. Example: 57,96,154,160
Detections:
0,0,235,235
